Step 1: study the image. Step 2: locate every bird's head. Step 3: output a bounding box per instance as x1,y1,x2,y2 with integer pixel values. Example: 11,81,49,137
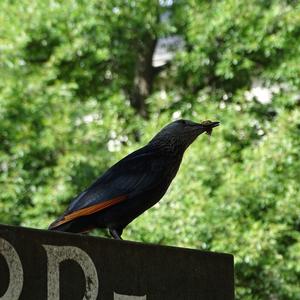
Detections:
149,119,220,151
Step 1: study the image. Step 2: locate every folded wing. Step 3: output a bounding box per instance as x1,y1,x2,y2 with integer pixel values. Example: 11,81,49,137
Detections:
49,147,167,229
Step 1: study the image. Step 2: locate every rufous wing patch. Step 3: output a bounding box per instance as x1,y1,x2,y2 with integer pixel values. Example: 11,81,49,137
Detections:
51,195,127,228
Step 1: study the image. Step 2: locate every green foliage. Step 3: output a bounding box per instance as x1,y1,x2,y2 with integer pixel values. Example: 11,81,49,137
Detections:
1,0,299,299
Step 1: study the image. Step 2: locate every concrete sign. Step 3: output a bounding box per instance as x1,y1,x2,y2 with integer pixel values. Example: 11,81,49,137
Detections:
0,224,234,299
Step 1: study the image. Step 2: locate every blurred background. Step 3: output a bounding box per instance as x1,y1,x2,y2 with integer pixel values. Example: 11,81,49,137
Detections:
1,0,300,298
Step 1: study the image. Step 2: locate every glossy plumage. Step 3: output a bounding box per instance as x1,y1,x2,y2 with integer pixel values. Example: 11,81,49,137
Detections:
49,119,219,239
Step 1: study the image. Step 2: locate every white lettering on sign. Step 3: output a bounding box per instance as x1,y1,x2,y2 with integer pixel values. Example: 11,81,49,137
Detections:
114,293,147,300
0,237,148,300
43,245,99,300
0,238,23,300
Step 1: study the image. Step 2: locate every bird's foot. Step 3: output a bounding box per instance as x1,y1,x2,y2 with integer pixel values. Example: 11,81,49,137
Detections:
109,228,123,240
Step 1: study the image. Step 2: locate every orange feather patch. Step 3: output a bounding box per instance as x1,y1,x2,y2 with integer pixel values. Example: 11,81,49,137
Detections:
52,195,127,228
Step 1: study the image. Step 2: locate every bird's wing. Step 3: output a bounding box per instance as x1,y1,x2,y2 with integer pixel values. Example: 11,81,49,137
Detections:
49,147,169,229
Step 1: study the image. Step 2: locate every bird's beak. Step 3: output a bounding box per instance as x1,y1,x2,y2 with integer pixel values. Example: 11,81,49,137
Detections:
199,120,220,136
208,121,220,128
200,120,220,128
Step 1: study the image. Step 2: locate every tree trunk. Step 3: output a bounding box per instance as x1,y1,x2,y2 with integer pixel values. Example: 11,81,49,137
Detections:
130,38,157,119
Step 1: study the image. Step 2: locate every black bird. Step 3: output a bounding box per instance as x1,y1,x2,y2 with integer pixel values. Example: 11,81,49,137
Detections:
49,119,220,239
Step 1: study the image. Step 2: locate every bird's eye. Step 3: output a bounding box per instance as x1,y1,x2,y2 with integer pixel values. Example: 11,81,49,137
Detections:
179,120,187,125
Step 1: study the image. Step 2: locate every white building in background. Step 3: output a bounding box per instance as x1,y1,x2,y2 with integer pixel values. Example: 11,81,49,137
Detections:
152,35,184,67
152,9,184,68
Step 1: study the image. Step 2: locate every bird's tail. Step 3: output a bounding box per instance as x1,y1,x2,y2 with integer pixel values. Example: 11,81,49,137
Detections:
48,216,95,233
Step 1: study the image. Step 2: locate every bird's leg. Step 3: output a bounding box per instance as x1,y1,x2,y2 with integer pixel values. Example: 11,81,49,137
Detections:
109,228,123,240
